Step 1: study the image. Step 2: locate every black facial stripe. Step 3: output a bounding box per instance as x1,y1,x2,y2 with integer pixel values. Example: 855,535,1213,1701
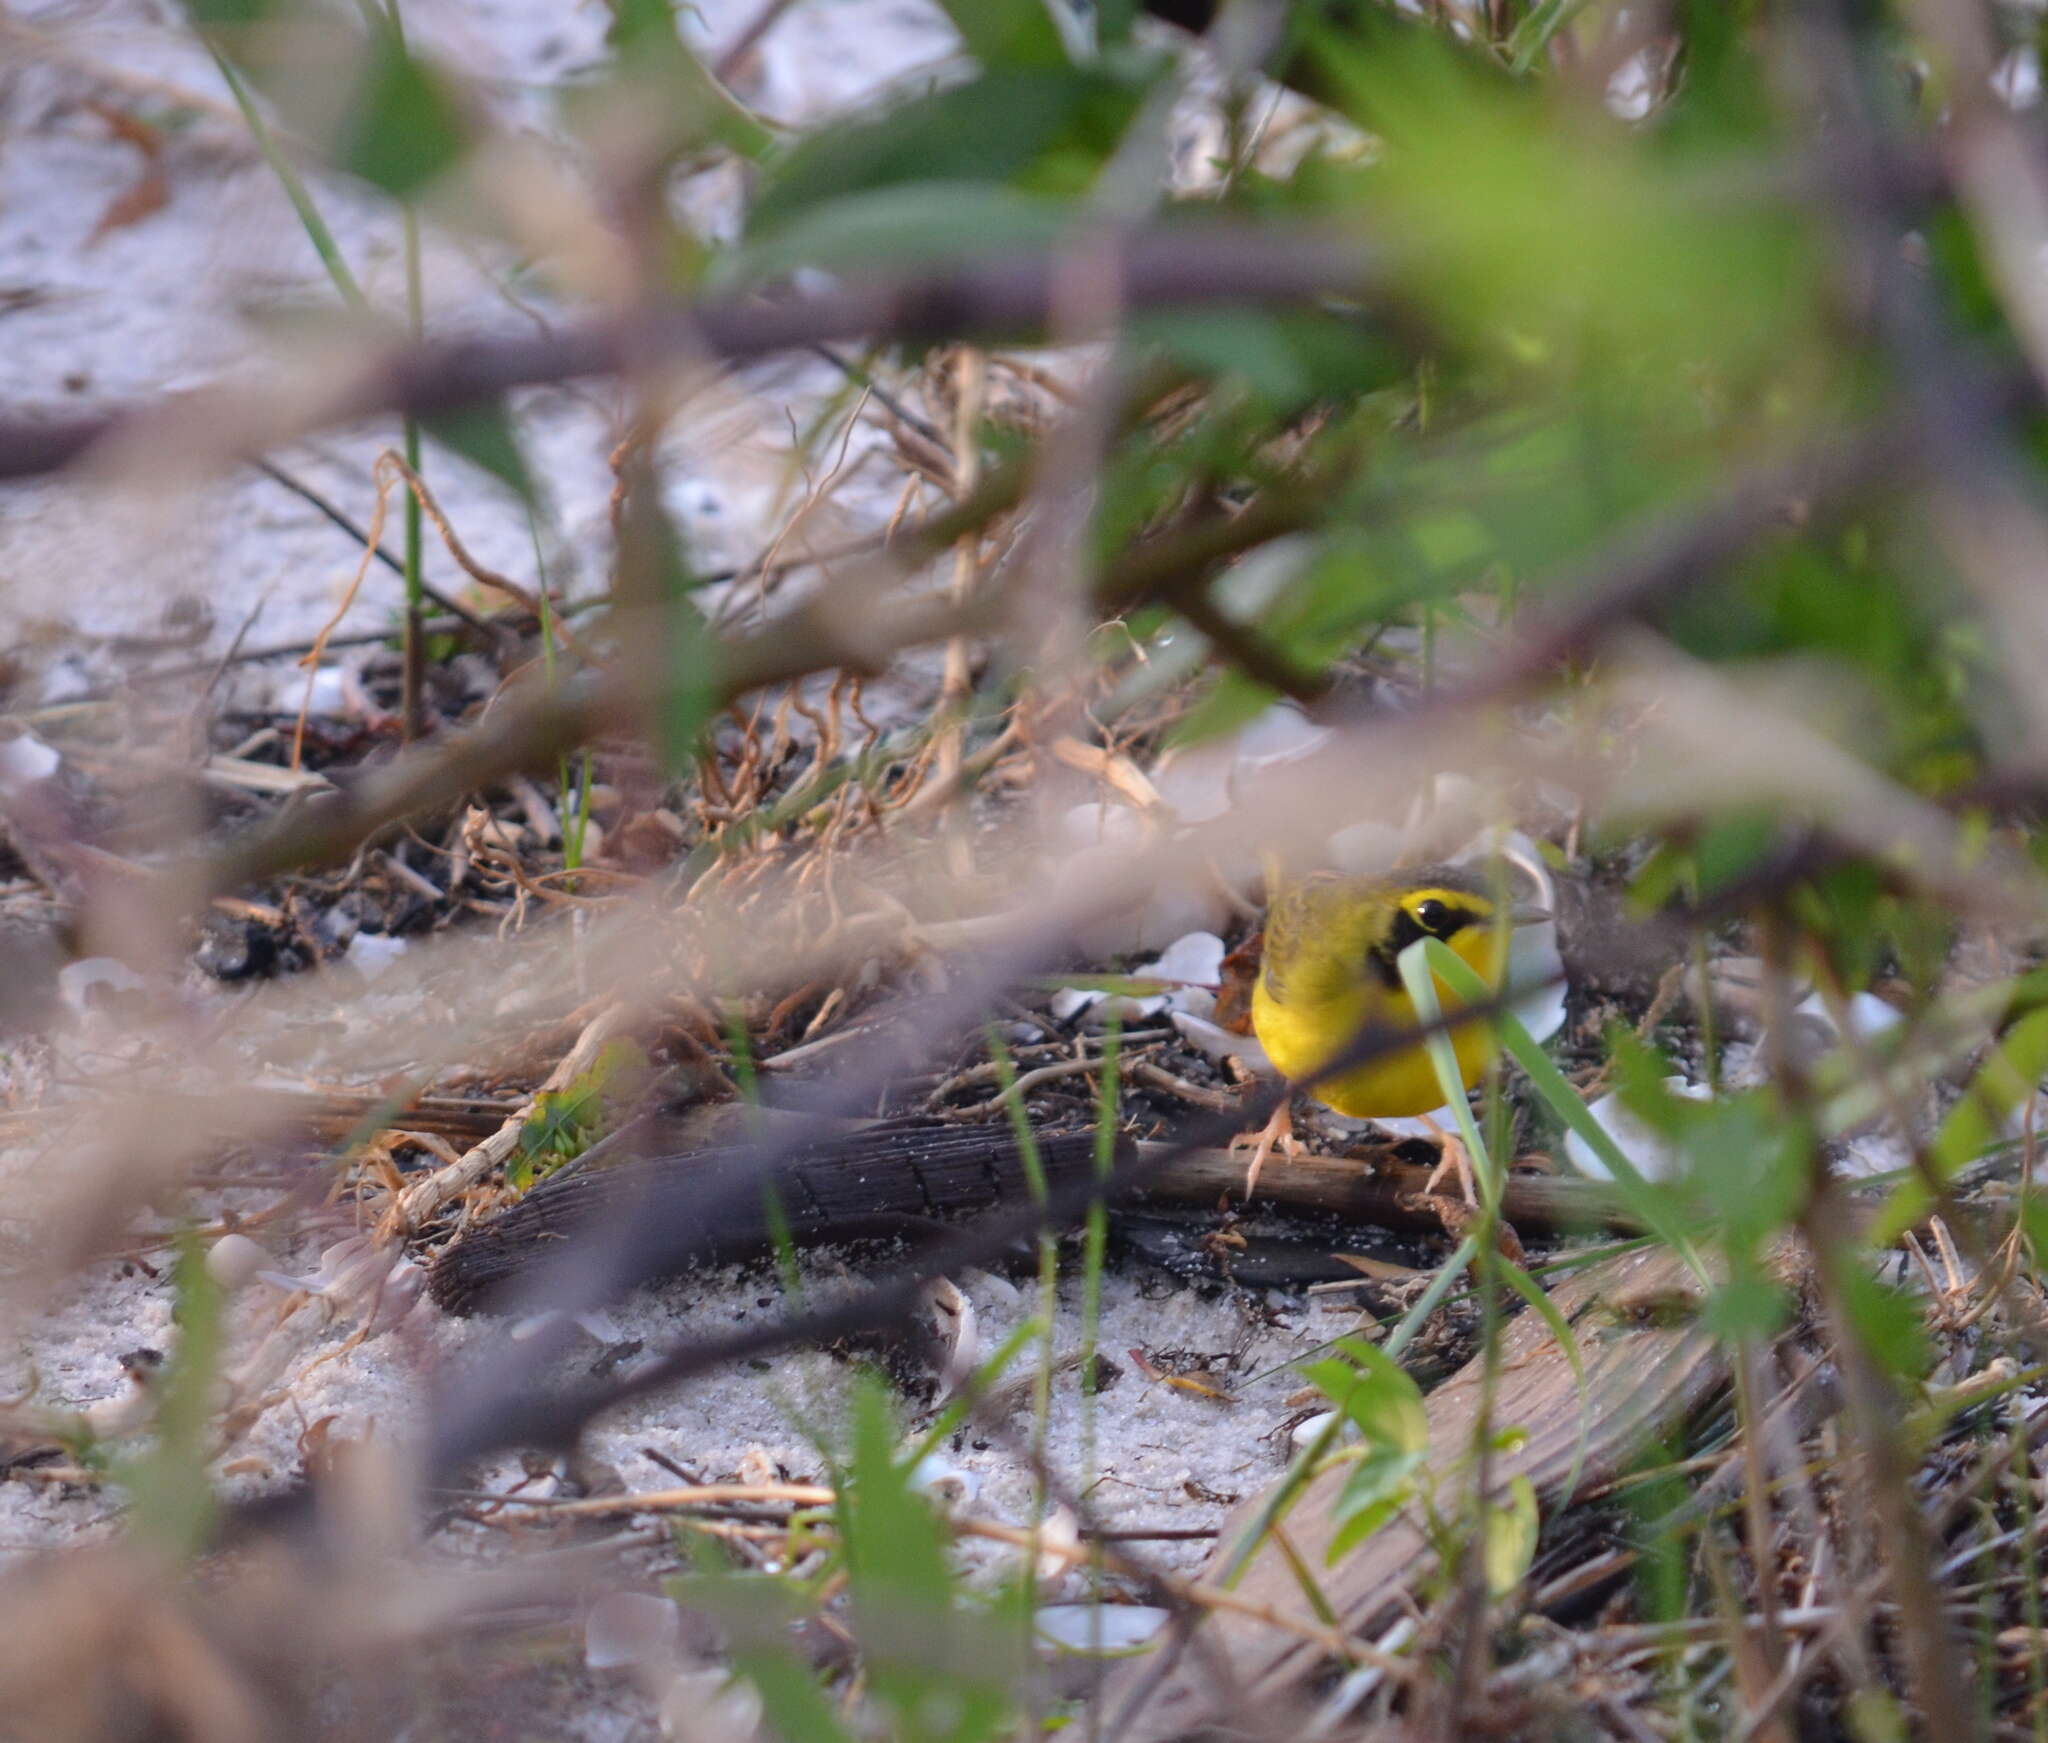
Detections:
1368,898,1484,987
1386,907,1427,955
1365,945,1404,990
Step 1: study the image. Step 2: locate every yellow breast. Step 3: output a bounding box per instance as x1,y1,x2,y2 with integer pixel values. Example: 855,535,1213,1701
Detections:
1251,922,1507,1119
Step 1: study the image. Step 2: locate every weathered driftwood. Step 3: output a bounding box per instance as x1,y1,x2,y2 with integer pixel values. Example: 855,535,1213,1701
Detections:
1100,1243,1732,1742
1134,1143,1636,1235
426,1118,1120,1315
428,1124,1638,1314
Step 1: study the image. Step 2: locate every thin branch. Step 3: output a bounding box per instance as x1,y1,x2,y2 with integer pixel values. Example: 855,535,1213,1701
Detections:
0,225,1380,482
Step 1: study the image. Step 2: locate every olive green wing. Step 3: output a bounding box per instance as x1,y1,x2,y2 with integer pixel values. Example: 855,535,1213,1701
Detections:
1260,872,1346,1006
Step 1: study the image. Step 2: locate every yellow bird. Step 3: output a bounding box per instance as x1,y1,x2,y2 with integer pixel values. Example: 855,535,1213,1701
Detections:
1237,866,1538,1198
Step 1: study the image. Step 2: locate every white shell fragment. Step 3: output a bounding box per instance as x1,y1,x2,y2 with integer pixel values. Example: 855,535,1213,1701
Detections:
1506,916,1568,1046
1170,1010,1272,1075
1362,1108,1456,1141
657,1668,763,1743
508,1308,624,1345
57,956,147,1020
1056,930,1227,1024
1791,990,1903,1048
0,731,60,794
906,1453,981,1509
295,665,373,720
1035,1603,1172,1653
344,931,409,982
584,1591,682,1672
204,1233,268,1292
1564,1078,1712,1183
1290,1409,1344,1452
923,1277,979,1403
256,1234,422,1333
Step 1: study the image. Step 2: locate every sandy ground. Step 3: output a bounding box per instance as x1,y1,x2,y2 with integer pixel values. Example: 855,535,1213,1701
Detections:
0,0,1338,1682
0,0,958,700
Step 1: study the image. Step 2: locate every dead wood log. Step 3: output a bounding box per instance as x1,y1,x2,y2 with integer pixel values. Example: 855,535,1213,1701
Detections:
1099,1242,1735,1742
426,1123,1638,1315
1133,1143,1636,1234
425,1118,1121,1315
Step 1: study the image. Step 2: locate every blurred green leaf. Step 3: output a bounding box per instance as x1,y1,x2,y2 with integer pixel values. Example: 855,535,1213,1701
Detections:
1621,1445,1691,1625
1302,1335,1427,1454
1302,1335,1428,1563
586,0,774,162
422,401,535,504
1162,668,1282,749
336,24,469,198
115,1236,222,1558
1481,1473,1539,1597
669,1536,854,1743
721,184,1077,288
1506,0,1590,75
614,480,719,776
935,0,1068,70
1303,7,1819,437
1094,0,1137,47
839,1380,1018,1743
1871,1003,2048,1243
181,0,272,28
1834,1263,1932,1383
1702,1265,1792,1342
749,67,1151,237
1608,1039,1806,1254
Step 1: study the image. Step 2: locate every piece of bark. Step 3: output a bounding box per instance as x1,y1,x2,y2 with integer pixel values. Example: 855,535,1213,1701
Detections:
1098,1242,1733,1742
426,1117,1120,1315
1135,1143,1637,1235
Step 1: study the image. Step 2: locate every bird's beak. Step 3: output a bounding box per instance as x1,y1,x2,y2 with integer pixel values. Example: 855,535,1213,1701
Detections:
1510,902,1552,927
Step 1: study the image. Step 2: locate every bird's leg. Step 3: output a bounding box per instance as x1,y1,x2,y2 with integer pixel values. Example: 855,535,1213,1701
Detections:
1229,1095,1304,1201
1418,1113,1477,1206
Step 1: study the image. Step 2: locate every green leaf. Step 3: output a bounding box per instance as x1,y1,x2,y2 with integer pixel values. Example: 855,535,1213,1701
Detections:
336,26,469,198
728,1645,858,1743
1702,1266,1792,1342
1094,0,1137,47
1399,936,1501,1207
583,0,773,162
935,0,1069,70
1324,1482,1412,1563
1835,1263,1932,1382
1869,1003,2048,1244
115,1236,223,1558
1418,938,1711,1280
421,401,535,503
181,0,272,29
1506,0,1591,74
1481,1474,1540,1597
1301,1336,1429,1564
721,184,1077,288
1300,1335,1428,1455
1160,669,1281,750
838,1381,1018,1743
749,67,1148,236
668,1539,854,1743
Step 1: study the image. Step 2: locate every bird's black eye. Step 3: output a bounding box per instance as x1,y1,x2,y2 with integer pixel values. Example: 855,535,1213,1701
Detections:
1414,898,1450,933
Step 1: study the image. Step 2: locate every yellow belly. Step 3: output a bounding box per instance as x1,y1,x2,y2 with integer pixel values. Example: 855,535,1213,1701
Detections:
1251,979,1497,1118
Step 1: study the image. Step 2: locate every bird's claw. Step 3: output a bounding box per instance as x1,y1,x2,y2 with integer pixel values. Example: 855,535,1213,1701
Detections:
1229,1100,1304,1201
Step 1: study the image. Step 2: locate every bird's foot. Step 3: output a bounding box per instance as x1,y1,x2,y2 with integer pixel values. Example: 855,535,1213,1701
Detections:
1419,1117,1479,1207
1229,1099,1305,1201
